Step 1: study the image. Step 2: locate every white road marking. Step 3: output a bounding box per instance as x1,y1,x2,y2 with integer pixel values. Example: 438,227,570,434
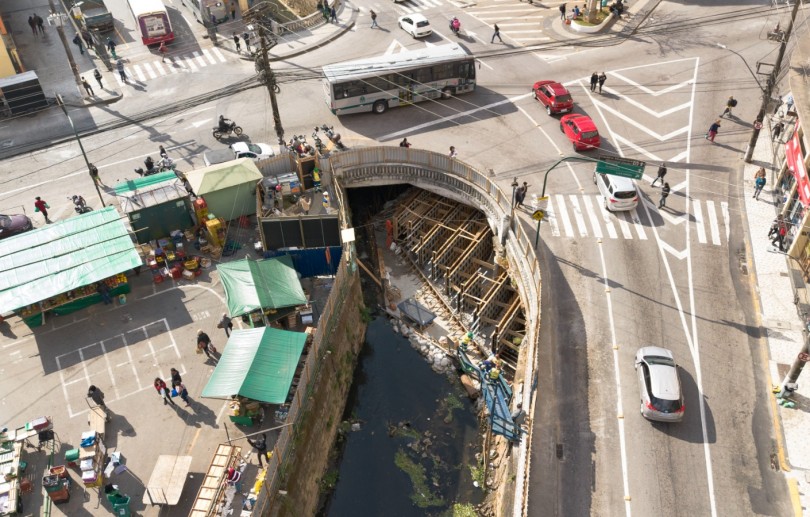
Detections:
706,200,721,245
142,62,158,79
203,49,218,65
545,196,560,236
569,195,588,237
582,195,603,239
194,51,207,67
133,65,146,82
597,197,618,239
184,56,199,72
628,210,647,239
693,200,706,243
212,47,228,62
555,194,574,237
721,201,730,243
616,212,633,239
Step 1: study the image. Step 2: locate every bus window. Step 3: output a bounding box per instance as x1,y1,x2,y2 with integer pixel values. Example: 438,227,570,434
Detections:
459,63,469,79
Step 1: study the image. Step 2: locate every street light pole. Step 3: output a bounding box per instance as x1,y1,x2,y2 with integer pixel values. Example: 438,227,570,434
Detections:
56,95,106,207
47,1,83,93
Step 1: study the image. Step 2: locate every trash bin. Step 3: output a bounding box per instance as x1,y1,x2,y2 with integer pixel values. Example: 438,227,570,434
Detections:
112,495,130,516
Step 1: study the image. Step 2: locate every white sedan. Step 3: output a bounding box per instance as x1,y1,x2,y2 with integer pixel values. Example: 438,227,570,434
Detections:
231,142,275,161
398,14,432,38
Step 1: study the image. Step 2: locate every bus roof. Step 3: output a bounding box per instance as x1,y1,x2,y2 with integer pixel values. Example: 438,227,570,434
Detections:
322,45,471,84
129,0,168,16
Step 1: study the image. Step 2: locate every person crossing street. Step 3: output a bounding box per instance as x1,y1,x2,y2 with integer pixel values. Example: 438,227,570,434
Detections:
651,162,667,187
658,182,671,209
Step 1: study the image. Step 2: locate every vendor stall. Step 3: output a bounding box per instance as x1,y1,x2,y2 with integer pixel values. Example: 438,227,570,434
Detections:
143,455,192,507
185,159,263,221
189,444,242,516
0,417,55,515
0,207,142,328
116,173,194,245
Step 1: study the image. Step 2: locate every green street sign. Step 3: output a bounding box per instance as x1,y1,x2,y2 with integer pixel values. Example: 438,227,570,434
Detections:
595,156,645,179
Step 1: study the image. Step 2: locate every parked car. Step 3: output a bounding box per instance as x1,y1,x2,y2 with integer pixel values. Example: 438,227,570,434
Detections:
203,142,275,166
634,347,685,423
398,14,432,38
593,172,638,212
532,80,574,115
0,214,33,240
560,113,601,151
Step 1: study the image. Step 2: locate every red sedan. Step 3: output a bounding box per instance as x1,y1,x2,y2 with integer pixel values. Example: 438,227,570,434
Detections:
532,80,574,115
560,114,601,151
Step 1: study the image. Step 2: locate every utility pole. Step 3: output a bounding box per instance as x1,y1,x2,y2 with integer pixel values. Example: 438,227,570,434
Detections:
744,0,800,163
47,0,83,93
244,7,285,147
56,95,106,207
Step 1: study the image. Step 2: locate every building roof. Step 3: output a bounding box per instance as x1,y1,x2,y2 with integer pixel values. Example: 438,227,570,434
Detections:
185,158,263,195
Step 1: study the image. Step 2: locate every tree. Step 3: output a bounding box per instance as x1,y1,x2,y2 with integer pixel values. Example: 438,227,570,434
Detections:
585,0,600,24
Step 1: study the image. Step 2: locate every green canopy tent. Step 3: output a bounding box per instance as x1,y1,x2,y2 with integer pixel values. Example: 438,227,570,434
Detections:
216,255,307,318
185,159,262,221
201,327,307,404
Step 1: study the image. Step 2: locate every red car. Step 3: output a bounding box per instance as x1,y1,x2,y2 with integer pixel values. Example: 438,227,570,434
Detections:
533,80,574,115
560,114,601,151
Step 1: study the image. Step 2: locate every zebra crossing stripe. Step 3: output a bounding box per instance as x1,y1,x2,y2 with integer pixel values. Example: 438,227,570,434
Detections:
399,4,415,13
203,49,218,65
545,197,560,237
569,195,588,237
153,61,165,75
184,56,198,72
142,62,158,79
133,65,146,82
555,194,574,237
167,59,179,73
629,210,647,240
706,200,721,245
581,195,603,239
194,52,207,67
597,197,618,239
693,201,706,244
721,201,730,243
616,212,633,239
212,47,228,63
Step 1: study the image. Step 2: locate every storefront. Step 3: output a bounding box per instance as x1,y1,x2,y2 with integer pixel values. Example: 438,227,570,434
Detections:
0,207,142,328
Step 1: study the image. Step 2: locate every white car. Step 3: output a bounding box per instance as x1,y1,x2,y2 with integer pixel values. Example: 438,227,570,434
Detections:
398,14,432,38
203,142,275,166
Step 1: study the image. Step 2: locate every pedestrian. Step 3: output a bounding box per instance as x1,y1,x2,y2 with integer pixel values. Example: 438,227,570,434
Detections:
651,162,667,187
87,385,106,408
511,402,528,433
170,367,182,386
225,467,242,490
247,433,269,467
753,167,766,200
658,182,670,209
369,9,378,28
400,138,411,148
159,145,168,158
597,72,606,93
93,68,103,89
331,6,337,23
706,119,721,142
218,313,234,337
81,76,94,96
28,15,37,36
515,181,529,208
172,380,190,406
589,72,598,92
491,23,502,43
35,14,45,35
107,38,117,59
559,3,567,20
82,29,93,49
773,121,784,141
117,59,127,82
233,32,241,52
73,34,85,55
772,222,787,251
721,96,737,118
96,281,112,304
34,196,50,223
230,1,237,20
242,32,251,52
299,195,311,215
449,146,458,158
768,215,783,238
154,378,176,406
197,329,216,360
159,41,168,62
322,4,330,21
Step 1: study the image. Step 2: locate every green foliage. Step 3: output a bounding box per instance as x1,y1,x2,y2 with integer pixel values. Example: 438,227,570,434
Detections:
319,470,340,492
394,449,445,508
359,305,373,324
442,392,464,423
469,463,485,490
453,503,478,517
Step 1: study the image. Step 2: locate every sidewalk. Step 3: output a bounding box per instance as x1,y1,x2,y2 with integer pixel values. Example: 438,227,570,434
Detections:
547,0,660,41
267,2,357,61
743,105,808,515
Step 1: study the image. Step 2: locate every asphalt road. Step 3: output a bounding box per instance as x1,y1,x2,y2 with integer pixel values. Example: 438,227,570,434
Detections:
0,0,795,515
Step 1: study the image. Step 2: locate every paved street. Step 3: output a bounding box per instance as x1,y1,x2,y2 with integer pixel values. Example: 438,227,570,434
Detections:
0,0,803,514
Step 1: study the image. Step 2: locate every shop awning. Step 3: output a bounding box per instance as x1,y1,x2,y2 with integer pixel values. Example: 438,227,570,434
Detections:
217,255,307,317
201,327,307,404
113,172,178,195
0,206,141,313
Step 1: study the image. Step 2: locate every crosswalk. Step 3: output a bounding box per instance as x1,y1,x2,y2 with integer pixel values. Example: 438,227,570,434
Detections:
113,47,231,86
464,1,551,43
394,0,453,14
537,194,729,246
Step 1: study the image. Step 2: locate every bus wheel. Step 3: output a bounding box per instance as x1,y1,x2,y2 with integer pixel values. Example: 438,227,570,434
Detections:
441,87,454,99
373,100,387,114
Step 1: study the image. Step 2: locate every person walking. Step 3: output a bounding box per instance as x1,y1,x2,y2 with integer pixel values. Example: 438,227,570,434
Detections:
242,32,251,52
491,24,502,43
322,3,330,21
159,41,168,62
768,215,783,239
651,162,667,187
753,167,767,200
331,6,338,23
117,59,127,82
34,196,51,223
154,378,176,406
72,34,85,55
87,385,106,408
515,182,529,208
658,182,671,209
400,138,411,148
721,96,737,118
598,72,607,93
170,368,182,386
173,380,190,406
81,77,94,96
247,433,269,467
82,29,93,49
197,330,216,360
230,1,237,20
449,146,458,158
559,3,567,20
93,69,103,89
218,313,234,337
772,221,787,251
706,119,720,142
370,9,378,28
589,72,598,92
107,38,117,59
35,14,45,35
96,281,112,304
28,16,37,36
233,32,241,53
773,121,784,141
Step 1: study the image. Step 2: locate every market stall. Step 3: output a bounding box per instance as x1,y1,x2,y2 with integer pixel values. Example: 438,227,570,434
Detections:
189,444,242,516
185,159,263,221
143,455,192,507
0,417,55,515
0,206,142,328
116,172,194,245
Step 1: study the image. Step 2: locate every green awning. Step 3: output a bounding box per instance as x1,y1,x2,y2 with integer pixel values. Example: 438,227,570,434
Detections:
201,327,307,404
113,172,178,195
0,206,141,313
217,255,307,317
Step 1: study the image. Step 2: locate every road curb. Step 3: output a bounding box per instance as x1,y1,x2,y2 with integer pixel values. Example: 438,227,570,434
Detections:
787,476,803,516
65,92,124,108
269,9,358,62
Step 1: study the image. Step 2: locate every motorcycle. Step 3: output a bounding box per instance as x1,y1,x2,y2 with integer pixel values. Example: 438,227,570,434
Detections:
285,135,315,157
68,195,93,214
212,121,243,140
157,156,177,172
312,128,326,153
319,124,347,150
134,157,158,176
449,18,461,36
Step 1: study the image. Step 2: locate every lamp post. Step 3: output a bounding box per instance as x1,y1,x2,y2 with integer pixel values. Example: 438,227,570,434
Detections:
56,95,106,207
47,3,83,93
510,177,519,212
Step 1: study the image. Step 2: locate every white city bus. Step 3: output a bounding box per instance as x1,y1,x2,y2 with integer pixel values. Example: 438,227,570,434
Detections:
322,45,476,116
128,0,173,45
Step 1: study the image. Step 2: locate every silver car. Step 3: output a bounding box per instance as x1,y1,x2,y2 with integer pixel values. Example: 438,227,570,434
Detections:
634,347,685,422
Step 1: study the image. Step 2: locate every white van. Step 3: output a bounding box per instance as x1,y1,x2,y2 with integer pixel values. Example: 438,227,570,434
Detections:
594,172,638,212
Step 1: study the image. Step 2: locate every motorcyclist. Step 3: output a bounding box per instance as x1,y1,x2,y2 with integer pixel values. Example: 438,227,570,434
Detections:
144,156,155,171
451,17,460,33
72,194,87,210
218,115,233,133
158,155,175,170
